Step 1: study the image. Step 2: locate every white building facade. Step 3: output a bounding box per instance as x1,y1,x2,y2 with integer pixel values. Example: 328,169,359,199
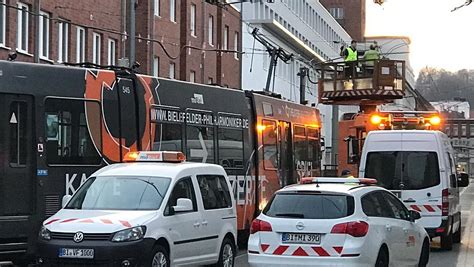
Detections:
240,0,354,167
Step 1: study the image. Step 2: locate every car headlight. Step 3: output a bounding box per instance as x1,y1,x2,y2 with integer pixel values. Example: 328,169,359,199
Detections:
39,226,51,241
111,226,146,242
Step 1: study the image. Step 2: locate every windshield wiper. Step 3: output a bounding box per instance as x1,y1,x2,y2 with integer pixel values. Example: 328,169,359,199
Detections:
274,213,305,218
137,179,164,199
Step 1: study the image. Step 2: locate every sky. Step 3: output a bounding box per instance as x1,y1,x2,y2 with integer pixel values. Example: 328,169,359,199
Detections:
365,0,474,75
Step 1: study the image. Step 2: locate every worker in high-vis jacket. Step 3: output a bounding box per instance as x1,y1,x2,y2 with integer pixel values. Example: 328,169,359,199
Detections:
340,40,358,78
363,44,380,74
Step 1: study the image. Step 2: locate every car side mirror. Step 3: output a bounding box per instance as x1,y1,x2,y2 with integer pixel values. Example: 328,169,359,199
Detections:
173,198,193,213
458,172,469,187
62,195,72,208
409,210,421,222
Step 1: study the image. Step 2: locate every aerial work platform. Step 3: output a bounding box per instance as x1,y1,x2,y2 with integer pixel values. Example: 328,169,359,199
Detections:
318,59,406,106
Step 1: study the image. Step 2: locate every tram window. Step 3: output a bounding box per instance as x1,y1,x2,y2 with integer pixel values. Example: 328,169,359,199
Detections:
293,125,307,162
9,102,27,166
153,123,183,152
262,120,278,169
186,125,215,163
218,128,244,169
45,98,101,165
308,127,321,169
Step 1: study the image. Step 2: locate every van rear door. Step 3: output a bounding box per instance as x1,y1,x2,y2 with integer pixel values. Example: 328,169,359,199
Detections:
397,151,442,229
364,151,442,228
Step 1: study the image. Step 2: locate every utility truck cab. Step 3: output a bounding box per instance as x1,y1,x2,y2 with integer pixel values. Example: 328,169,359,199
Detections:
359,130,469,250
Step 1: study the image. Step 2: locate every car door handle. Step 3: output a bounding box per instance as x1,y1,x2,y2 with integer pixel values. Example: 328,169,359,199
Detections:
193,222,201,227
403,198,416,203
385,224,392,232
202,220,208,226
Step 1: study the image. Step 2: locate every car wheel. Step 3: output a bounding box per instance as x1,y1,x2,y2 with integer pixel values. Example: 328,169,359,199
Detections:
150,245,170,267
453,221,461,244
418,239,430,267
216,237,235,267
375,246,389,267
441,228,453,250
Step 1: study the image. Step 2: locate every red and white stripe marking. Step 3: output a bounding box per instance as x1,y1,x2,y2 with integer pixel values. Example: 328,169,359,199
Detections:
410,205,442,213
45,218,132,227
260,244,343,257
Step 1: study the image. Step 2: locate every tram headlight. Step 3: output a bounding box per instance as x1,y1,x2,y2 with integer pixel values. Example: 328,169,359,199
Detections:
39,226,51,241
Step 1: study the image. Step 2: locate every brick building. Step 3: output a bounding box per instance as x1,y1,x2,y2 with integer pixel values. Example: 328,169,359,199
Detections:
0,0,123,65
443,118,474,176
134,0,240,88
319,0,366,41
0,0,241,88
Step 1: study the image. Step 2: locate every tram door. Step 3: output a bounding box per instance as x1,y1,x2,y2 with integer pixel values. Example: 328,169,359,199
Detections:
116,78,139,158
0,94,35,216
279,121,294,186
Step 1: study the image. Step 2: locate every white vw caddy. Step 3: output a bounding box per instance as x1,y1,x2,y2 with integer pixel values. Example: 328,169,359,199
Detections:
37,151,237,267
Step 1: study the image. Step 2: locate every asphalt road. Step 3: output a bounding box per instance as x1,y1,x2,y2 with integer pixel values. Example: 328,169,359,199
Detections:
428,182,474,267
235,182,474,267
1,183,473,267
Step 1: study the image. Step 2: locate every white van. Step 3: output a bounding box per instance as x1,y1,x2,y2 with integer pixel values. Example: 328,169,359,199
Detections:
359,130,469,250
37,151,237,266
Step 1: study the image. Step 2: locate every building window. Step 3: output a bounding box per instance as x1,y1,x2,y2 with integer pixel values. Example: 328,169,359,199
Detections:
154,0,160,16
208,77,213,84
17,3,29,52
234,31,239,60
462,124,467,137
170,0,176,22
92,33,101,64
223,26,229,50
169,62,175,79
76,27,85,63
190,4,196,37
39,11,50,59
107,39,116,65
208,15,214,45
329,7,344,19
0,0,6,46
153,56,159,76
190,71,195,83
453,124,459,137
58,21,69,63
470,124,474,137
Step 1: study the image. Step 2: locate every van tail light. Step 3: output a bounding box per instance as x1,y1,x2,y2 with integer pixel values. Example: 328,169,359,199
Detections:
442,189,449,216
250,219,273,234
331,221,369,237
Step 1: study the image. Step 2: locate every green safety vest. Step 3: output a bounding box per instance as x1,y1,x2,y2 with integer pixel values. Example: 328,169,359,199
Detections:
364,49,380,61
345,47,358,62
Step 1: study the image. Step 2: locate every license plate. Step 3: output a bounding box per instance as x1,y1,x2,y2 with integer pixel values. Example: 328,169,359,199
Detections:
282,233,321,244
59,248,94,259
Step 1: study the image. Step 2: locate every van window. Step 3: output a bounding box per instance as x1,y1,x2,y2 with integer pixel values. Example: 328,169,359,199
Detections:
164,177,198,215
365,151,440,190
197,175,232,209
